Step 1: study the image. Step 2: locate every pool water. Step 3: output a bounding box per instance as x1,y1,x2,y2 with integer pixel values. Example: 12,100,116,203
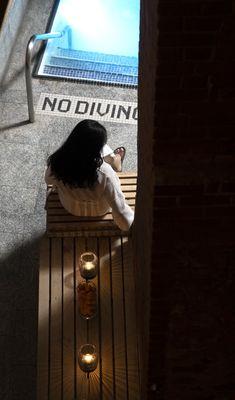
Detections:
37,0,140,86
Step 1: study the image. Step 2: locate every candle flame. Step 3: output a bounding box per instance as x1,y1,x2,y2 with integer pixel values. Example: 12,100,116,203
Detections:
83,353,94,363
84,262,94,271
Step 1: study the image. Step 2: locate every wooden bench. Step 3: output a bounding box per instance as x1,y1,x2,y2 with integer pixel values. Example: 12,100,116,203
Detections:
46,172,137,237
38,235,141,399
39,172,140,398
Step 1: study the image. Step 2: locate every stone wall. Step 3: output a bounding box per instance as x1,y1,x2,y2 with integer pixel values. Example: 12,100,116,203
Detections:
0,0,28,84
136,0,235,398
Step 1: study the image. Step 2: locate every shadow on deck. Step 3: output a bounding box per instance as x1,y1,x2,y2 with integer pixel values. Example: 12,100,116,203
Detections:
37,173,140,399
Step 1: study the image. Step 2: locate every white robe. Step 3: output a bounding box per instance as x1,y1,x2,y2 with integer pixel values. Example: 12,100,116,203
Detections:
45,149,134,231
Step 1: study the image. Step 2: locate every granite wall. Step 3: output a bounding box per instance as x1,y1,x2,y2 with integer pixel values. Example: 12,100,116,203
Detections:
0,0,29,85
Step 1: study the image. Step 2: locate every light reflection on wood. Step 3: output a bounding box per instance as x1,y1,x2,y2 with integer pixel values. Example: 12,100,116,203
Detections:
38,234,140,399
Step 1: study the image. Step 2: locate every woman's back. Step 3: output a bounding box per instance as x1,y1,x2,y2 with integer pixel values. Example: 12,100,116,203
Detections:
45,120,134,231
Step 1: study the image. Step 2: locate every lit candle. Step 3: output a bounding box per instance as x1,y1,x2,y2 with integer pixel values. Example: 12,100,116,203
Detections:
79,252,98,279
82,353,95,364
78,344,98,372
84,261,94,271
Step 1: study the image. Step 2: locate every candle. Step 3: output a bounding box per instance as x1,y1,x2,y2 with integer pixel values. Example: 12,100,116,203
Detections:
79,252,98,279
82,353,95,364
78,344,98,372
84,261,95,271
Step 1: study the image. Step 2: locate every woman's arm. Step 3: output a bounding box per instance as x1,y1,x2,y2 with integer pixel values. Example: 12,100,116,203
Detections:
103,170,134,231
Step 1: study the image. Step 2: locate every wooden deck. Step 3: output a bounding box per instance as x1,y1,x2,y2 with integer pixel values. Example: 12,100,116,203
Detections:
46,173,137,237
38,172,140,399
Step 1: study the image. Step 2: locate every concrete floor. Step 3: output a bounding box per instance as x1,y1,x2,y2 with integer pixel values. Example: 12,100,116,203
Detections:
0,0,137,398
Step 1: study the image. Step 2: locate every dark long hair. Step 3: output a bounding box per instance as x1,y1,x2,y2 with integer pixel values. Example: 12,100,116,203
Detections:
47,119,107,188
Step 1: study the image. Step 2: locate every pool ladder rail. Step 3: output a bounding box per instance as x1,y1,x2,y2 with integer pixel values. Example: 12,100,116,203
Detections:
25,25,72,122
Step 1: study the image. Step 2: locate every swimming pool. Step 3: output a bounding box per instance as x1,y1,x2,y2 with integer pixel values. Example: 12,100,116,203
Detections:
37,0,140,86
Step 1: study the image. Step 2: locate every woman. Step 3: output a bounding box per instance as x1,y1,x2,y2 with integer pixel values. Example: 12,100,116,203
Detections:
45,119,134,231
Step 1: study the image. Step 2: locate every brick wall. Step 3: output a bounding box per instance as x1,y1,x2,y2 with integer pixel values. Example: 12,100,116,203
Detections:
136,0,235,398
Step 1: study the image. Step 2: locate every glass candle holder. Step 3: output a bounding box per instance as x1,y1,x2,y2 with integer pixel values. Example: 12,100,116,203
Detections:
77,281,97,319
78,344,98,372
79,252,98,280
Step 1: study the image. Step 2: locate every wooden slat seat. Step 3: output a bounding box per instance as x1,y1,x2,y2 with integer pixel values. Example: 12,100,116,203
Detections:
38,235,141,399
46,172,137,237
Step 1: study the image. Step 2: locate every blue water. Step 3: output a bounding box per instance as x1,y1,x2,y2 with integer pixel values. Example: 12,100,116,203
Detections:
38,0,139,85
50,0,139,58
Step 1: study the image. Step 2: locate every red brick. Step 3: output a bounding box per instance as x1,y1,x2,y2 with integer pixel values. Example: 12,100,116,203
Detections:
181,101,235,125
205,182,221,193
139,0,235,398
183,16,223,32
154,140,221,160
156,88,208,100
158,47,184,61
195,61,235,74
154,113,189,129
183,99,235,112
154,185,204,196
154,196,178,208
179,126,209,141
182,75,208,89
221,182,235,193
159,17,183,32
180,2,205,17
155,76,181,89
215,47,235,61
184,47,213,60
158,2,184,17
214,72,235,87
155,100,180,113
202,2,232,16
218,87,235,99
159,33,216,47
204,206,235,218
154,207,205,220
180,195,231,206
157,61,195,75
154,127,181,141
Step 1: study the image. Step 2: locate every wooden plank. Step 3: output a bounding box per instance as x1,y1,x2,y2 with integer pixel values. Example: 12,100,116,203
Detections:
48,214,114,222
99,237,114,400
120,185,137,191
122,237,140,399
46,171,137,238
48,220,114,227
47,192,136,204
118,172,137,178
75,237,88,400
37,236,50,400
86,237,100,400
120,178,137,185
47,200,135,210
47,212,134,223
47,229,127,238
110,237,128,399
62,238,75,400
48,194,136,205
47,222,115,232
50,238,63,399
38,232,140,399
47,206,134,219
